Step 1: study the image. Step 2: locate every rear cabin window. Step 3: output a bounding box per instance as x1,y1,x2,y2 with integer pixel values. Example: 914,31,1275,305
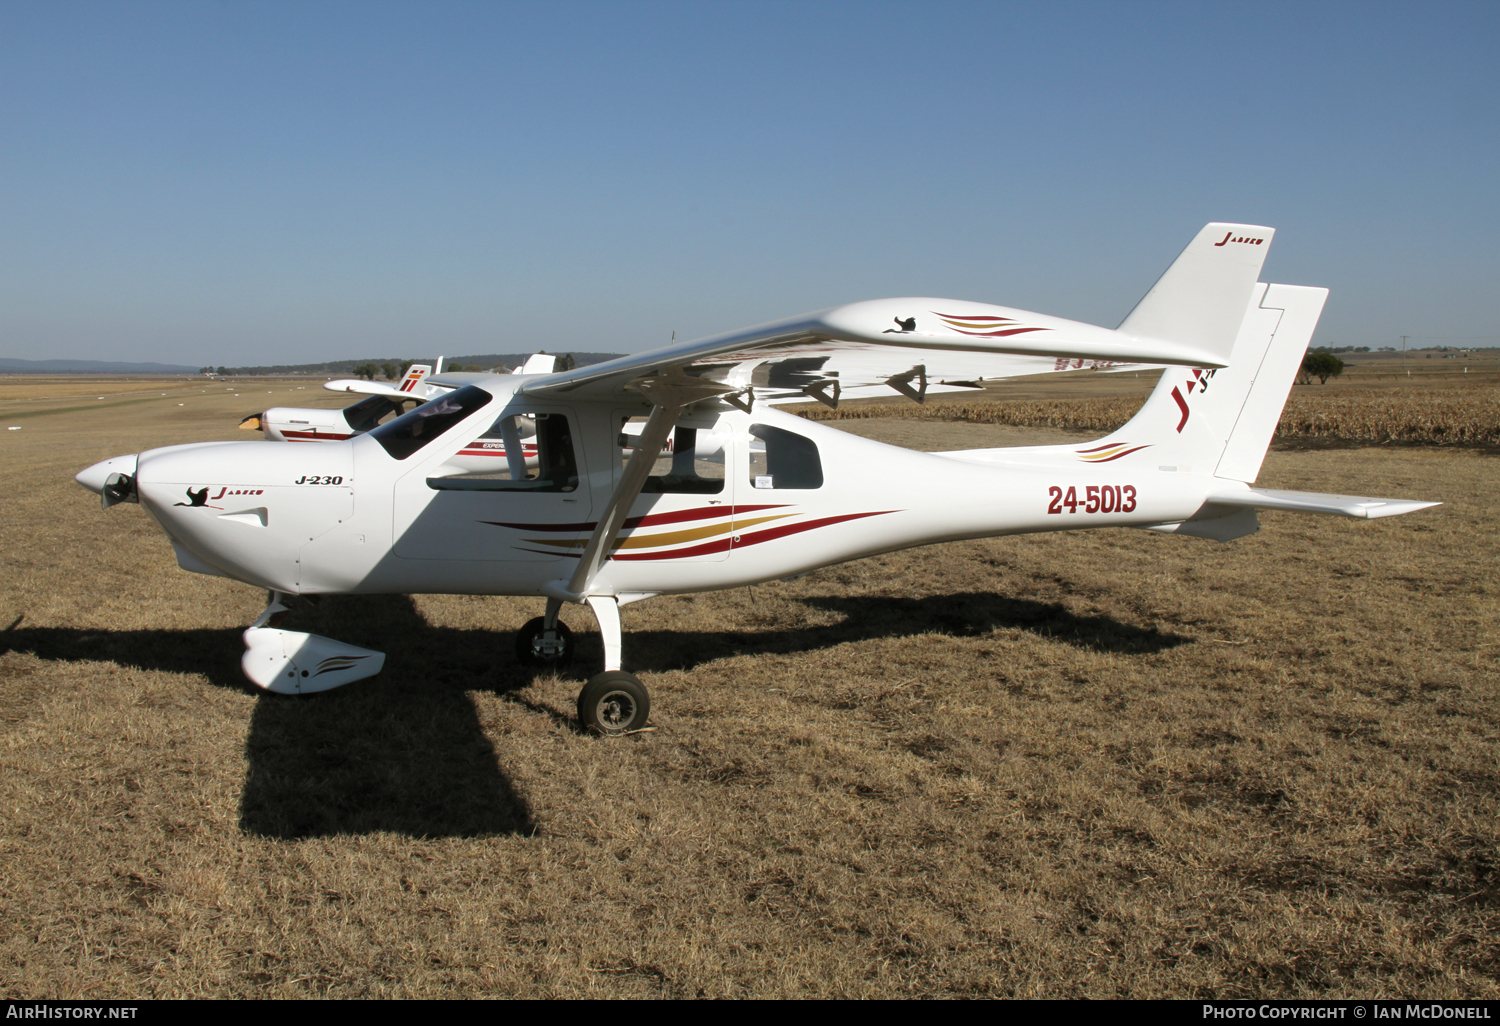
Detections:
369,386,493,460
748,424,823,489
427,412,579,492
619,418,725,495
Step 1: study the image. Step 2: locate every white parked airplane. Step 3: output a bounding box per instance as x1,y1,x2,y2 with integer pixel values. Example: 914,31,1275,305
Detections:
239,355,586,443
240,362,443,441
77,224,1437,734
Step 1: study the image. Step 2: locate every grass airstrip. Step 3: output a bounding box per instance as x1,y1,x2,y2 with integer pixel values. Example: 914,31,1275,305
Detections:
0,370,1497,997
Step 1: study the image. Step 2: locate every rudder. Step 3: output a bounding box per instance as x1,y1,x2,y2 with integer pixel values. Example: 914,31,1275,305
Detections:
1213,284,1328,483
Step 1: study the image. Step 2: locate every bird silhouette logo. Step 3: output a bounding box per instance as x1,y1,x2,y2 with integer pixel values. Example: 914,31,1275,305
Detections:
174,487,222,509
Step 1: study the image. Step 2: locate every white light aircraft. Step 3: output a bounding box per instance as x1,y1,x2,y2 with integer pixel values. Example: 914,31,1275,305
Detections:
239,355,584,443
239,362,443,441
76,224,1437,734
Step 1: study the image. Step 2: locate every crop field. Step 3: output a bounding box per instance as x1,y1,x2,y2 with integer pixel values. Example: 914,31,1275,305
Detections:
1,378,1497,998
801,384,1500,448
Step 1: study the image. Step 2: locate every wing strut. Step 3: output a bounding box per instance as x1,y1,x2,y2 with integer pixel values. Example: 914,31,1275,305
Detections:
543,371,735,604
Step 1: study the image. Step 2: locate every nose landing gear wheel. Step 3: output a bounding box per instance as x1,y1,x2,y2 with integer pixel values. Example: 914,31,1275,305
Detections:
515,617,574,669
578,672,650,735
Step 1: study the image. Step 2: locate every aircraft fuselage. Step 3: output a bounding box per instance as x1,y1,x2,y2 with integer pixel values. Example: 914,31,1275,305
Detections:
96,376,1218,603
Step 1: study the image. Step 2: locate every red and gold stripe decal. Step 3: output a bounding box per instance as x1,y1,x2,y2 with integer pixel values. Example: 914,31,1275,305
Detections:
933,312,1049,338
1075,442,1150,463
488,503,897,561
524,512,795,551
610,510,895,561
482,504,788,534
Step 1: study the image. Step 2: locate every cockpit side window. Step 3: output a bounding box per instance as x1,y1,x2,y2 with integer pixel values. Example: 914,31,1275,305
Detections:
370,386,493,460
747,424,822,489
427,412,579,492
619,418,725,495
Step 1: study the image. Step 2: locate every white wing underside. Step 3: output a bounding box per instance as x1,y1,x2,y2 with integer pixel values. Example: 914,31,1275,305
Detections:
511,297,1230,407
428,340,1149,409
324,379,405,396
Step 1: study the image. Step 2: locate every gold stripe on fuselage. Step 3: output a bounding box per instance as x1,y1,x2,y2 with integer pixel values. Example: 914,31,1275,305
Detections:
524,513,795,551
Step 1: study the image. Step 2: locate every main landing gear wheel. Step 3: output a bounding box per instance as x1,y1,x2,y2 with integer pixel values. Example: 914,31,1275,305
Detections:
515,617,574,669
578,672,650,735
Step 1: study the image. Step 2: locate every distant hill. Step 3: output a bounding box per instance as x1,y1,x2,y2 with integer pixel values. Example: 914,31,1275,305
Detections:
0,351,627,377
212,352,625,376
0,358,200,374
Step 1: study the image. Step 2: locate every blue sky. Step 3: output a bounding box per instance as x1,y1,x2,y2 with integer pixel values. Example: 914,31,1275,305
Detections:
2,1,1496,364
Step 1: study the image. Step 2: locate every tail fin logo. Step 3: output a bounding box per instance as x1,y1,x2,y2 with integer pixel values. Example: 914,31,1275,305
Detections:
1213,232,1266,247
1169,369,1216,432
398,365,431,393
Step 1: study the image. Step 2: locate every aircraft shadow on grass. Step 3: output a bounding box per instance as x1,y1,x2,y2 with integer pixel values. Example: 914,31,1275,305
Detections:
1,597,535,841
0,591,1185,839
619,591,1189,674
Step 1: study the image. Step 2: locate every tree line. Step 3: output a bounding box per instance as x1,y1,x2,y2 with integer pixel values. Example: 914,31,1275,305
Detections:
198,351,614,377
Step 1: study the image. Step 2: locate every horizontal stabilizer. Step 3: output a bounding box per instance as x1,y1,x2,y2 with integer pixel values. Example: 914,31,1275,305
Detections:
1205,486,1440,519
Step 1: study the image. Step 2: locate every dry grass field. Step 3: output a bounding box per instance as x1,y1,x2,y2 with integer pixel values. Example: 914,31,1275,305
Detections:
1,376,1497,998
798,378,1500,447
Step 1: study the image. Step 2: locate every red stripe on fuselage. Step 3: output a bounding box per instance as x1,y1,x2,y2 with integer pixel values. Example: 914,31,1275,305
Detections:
455,444,539,457
609,510,895,561
482,504,787,533
281,429,351,441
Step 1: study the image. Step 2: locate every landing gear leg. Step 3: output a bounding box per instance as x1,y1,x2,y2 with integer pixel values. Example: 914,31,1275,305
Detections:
586,595,622,672
578,595,650,734
249,590,293,629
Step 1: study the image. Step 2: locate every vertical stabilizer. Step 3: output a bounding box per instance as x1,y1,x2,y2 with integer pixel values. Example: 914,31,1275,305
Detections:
1097,280,1327,482
397,364,432,394
1118,223,1274,366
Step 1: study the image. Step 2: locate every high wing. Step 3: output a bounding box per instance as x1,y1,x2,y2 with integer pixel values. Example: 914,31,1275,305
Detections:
518,223,1272,407
323,363,433,397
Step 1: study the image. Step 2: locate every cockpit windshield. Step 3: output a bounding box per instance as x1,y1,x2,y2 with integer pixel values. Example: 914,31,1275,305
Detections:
368,385,493,460
341,395,404,434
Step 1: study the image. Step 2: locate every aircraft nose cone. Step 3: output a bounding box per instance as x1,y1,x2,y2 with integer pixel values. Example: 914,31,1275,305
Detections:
75,454,138,495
